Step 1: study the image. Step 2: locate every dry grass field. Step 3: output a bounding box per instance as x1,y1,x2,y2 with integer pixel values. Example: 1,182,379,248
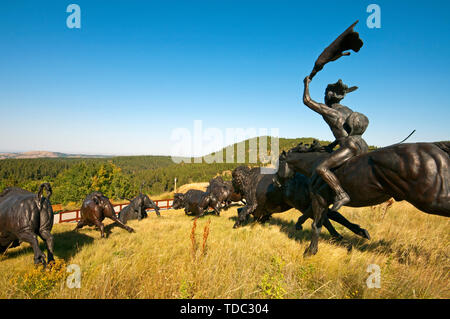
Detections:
0,201,448,299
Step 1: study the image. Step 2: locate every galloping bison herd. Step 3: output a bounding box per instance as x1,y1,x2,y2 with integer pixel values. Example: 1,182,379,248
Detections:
0,140,449,265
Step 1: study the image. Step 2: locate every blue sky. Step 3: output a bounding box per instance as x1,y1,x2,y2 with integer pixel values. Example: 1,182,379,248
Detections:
0,0,449,155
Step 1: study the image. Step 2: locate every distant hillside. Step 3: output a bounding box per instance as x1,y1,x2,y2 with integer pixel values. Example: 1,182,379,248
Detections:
0,151,110,160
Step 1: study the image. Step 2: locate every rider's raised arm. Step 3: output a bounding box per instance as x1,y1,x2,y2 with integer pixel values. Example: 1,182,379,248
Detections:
303,76,339,117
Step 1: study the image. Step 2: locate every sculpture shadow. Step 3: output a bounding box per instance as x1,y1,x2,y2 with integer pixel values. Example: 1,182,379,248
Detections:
189,210,221,220
2,230,94,262
267,216,396,254
229,214,396,254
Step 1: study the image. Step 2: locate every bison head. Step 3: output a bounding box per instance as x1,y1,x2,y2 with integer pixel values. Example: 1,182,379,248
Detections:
142,194,160,215
231,166,251,195
172,193,185,209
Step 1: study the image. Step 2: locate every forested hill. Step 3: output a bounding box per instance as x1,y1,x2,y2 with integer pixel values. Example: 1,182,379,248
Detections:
0,137,368,206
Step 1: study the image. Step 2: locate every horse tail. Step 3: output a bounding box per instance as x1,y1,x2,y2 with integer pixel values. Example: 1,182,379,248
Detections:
382,130,416,148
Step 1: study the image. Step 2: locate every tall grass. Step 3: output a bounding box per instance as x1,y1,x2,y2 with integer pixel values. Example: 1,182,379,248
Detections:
0,201,448,299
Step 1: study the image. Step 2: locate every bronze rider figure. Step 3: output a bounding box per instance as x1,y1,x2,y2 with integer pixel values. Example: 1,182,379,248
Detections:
303,75,369,211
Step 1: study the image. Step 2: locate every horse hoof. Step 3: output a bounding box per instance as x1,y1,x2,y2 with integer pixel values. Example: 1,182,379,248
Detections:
361,229,371,240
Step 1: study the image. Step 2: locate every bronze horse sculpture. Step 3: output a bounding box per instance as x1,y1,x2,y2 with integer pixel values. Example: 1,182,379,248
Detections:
232,166,370,241
275,141,450,255
274,20,449,256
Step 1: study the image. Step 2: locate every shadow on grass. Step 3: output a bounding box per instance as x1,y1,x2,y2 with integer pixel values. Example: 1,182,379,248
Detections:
187,210,221,220
268,216,396,254
229,214,396,255
222,203,246,210
52,230,95,260
2,230,94,262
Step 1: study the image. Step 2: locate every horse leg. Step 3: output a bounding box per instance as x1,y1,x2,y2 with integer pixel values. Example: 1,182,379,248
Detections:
322,217,344,241
296,210,346,240
304,195,326,256
295,214,309,230
327,210,371,240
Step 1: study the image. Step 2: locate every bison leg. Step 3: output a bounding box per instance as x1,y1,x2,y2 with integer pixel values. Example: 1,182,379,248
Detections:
93,220,106,238
197,208,206,218
213,204,221,216
233,204,255,228
73,220,86,232
258,214,271,223
38,229,55,263
108,215,135,233
17,231,46,265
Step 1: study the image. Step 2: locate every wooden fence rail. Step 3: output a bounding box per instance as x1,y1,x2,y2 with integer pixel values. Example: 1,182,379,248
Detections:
53,199,174,224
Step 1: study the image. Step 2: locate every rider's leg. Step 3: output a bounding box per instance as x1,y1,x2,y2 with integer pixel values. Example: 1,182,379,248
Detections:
315,146,355,211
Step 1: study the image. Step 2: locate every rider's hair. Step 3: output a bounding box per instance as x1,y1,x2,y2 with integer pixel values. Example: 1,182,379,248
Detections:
325,79,358,104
